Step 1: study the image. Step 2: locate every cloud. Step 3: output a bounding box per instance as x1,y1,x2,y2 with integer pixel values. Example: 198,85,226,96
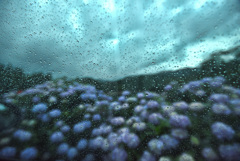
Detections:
0,0,239,81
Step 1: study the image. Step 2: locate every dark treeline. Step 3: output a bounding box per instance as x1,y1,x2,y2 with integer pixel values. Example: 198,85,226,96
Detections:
0,64,52,96
0,46,240,97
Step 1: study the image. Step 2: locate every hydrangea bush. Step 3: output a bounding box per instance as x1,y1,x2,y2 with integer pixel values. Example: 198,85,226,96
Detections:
0,76,240,161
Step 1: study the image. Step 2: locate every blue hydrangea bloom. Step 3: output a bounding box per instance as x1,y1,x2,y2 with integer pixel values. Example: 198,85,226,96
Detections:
67,147,78,160
211,122,235,140
212,104,231,115
170,114,191,128
160,134,179,150
32,103,47,113
13,129,32,142
73,121,91,133
209,94,230,103
50,131,64,143
57,143,69,154
122,90,130,96
148,139,164,155
81,93,97,101
140,151,156,161
0,147,16,158
202,147,218,161
93,114,101,121
146,100,159,109
49,109,61,118
77,139,88,150
219,144,240,161
61,125,70,133
20,147,38,160
110,148,128,161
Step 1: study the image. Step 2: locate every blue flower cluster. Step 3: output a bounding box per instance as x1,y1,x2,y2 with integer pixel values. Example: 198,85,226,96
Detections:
0,77,239,161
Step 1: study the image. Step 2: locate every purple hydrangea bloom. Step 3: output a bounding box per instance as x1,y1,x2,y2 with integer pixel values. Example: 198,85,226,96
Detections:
170,114,191,128
140,151,156,161
89,136,104,149
32,103,48,113
110,148,128,161
121,133,140,148
140,110,149,119
146,100,159,109
81,93,97,101
0,147,16,158
50,132,64,143
96,100,109,107
148,139,164,155
134,105,144,113
49,96,57,103
230,99,240,106
61,125,70,133
148,113,164,125
84,114,91,119
49,109,61,118
55,120,64,127
118,96,126,102
137,92,145,99
110,117,125,126
219,144,240,161
20,147,38,160
93,114,101,121
77,139,88,150
160,134,179,150
212,104,231,115
202,147,218,161
211,122,235,140
132,122,146,131
140,99,147,105
67,147,78,160
171,128,189,139
189,102,205,111
32,96,40,103
164,84,172,91
107,133,121,148
82,154,95,161
57,143,69,154
122,90,131,96
13,129,32,142
173,101,188,110
38,114,50,122
209,94,230,103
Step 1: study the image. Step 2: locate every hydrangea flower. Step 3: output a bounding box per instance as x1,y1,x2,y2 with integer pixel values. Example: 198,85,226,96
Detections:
57,143,69,154
121,133,140,148
13,129,32,142
173,101,188,110
169,114,191,128
211,122,235,140
189,102,205,111
148,113,164,125
209,94,230,103
179,153,195,161
146,100,159,109
50,132,64,143
160,134,179,150
171,128,189,140
49,109,61,118
137,92,145,99
132,122,146,131
32,103,47,113
110,117,125,126
0,147,16,158
140,151,156,161
110,148,128,161
77,139,88,150
20,147,38,160
148,139,164,155
212,104,231,115
92,114,101,121
61,125,70,133
218,143,240,161
67,147,78,160
202,147,218,161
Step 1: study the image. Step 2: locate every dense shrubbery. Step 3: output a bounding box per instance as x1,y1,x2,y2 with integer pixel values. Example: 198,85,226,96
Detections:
0,76,239,161
0,64,52,96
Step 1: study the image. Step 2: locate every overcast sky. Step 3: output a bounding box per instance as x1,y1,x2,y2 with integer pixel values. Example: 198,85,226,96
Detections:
0,0,240,81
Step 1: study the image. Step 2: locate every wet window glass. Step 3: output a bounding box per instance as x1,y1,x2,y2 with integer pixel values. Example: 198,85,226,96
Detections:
0,0,240,161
